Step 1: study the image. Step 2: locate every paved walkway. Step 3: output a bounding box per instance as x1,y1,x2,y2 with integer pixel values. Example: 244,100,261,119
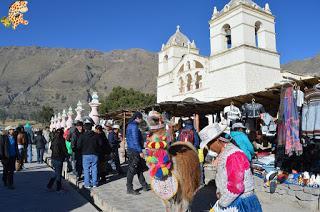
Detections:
7,147,311,212
0,160,98,212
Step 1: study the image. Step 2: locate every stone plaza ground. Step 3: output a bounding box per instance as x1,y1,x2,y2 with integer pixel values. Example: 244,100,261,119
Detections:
0,146,318,212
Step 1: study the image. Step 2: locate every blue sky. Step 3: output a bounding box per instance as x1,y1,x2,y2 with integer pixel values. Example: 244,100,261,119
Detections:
0,0,319,64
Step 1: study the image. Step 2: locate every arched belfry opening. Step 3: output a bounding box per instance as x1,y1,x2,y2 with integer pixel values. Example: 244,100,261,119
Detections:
163,55,168,62
255,21,262,48
223,24,232,49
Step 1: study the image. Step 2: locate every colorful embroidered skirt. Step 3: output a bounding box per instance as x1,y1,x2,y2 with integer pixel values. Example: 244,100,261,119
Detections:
227,194,262,212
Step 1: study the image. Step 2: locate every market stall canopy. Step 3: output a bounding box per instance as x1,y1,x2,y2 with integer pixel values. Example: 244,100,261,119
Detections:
144,77,319,117
104,109,134,121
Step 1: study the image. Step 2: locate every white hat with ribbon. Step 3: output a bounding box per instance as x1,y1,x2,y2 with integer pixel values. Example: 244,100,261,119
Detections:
199,123,227,149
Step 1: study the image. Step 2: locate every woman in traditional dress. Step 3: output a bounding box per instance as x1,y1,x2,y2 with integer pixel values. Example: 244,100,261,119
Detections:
199,123,262,212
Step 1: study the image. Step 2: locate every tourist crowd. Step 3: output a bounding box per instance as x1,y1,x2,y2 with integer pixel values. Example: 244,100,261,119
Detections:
0,111,262,211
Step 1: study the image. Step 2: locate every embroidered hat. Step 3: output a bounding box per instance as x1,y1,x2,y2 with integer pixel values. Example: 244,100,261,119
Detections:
232,122,246,130
199,123,227,149
145,110,165,130
5,126,15,131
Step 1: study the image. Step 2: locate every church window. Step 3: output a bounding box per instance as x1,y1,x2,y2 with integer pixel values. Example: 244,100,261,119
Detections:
255,21,262,48
186,61,191,70
195,72,202,89
164,55,168,62
186,74,192,91
195,61,204,69
178,65,184,73
223,24,232,49
179,77,185,93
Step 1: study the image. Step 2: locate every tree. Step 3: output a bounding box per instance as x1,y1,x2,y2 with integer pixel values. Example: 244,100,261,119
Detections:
0,108,7,124
99,87,156,113
31,106,54,124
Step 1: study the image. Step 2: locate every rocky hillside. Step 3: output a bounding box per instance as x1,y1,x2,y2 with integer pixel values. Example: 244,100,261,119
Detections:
0,46,158,118
282,54,320,76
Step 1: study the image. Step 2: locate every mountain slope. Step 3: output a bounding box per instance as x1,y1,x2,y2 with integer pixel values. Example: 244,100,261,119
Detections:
281,54,320,76
0,46,157,118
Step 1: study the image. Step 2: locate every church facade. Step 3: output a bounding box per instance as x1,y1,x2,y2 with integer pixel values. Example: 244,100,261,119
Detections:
157,0,283,103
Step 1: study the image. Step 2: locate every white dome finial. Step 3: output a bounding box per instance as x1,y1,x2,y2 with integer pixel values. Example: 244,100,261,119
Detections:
264,3,272,14
176,25,180,32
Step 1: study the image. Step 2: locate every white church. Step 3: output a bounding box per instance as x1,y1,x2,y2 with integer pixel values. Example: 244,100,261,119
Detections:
157,0,285,103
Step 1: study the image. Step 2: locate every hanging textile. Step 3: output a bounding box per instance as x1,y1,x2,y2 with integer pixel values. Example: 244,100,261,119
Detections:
241,102,265,131
301,85,320,139
223,105,241,126
282,87,302,156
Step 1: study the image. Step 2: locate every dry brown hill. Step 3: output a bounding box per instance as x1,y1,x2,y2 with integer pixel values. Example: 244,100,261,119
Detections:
0,46,157,118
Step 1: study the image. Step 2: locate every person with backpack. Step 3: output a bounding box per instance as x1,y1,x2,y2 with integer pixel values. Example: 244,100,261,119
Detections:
177,119,200,149
34,130,47,164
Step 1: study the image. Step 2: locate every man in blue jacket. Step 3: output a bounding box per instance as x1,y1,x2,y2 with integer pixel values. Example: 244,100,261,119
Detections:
126,112,150,195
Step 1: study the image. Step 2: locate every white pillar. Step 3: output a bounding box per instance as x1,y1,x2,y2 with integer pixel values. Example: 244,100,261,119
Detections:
75,101,84,121
89,92,101,125
66,106,73,129
61,109,67,128
50,116,54,131
53,114,58,129
56,113,62,129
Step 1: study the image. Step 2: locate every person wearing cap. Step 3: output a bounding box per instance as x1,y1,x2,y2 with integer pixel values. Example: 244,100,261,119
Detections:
104,121,113,137
0,126,18,189
71,120,84,180
230,122,255,162
126,112,149,195
77,116,104,188
107,124,124,175
199,123,262,212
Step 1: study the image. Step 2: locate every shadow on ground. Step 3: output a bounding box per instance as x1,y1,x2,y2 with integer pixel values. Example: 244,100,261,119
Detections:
0,163,97,212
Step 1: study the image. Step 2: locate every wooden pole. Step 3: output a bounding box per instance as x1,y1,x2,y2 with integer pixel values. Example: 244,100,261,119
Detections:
122,112,127,162
195,113,200,132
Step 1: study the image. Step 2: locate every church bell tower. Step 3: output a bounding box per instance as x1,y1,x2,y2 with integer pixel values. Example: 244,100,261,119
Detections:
208,0,282,94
